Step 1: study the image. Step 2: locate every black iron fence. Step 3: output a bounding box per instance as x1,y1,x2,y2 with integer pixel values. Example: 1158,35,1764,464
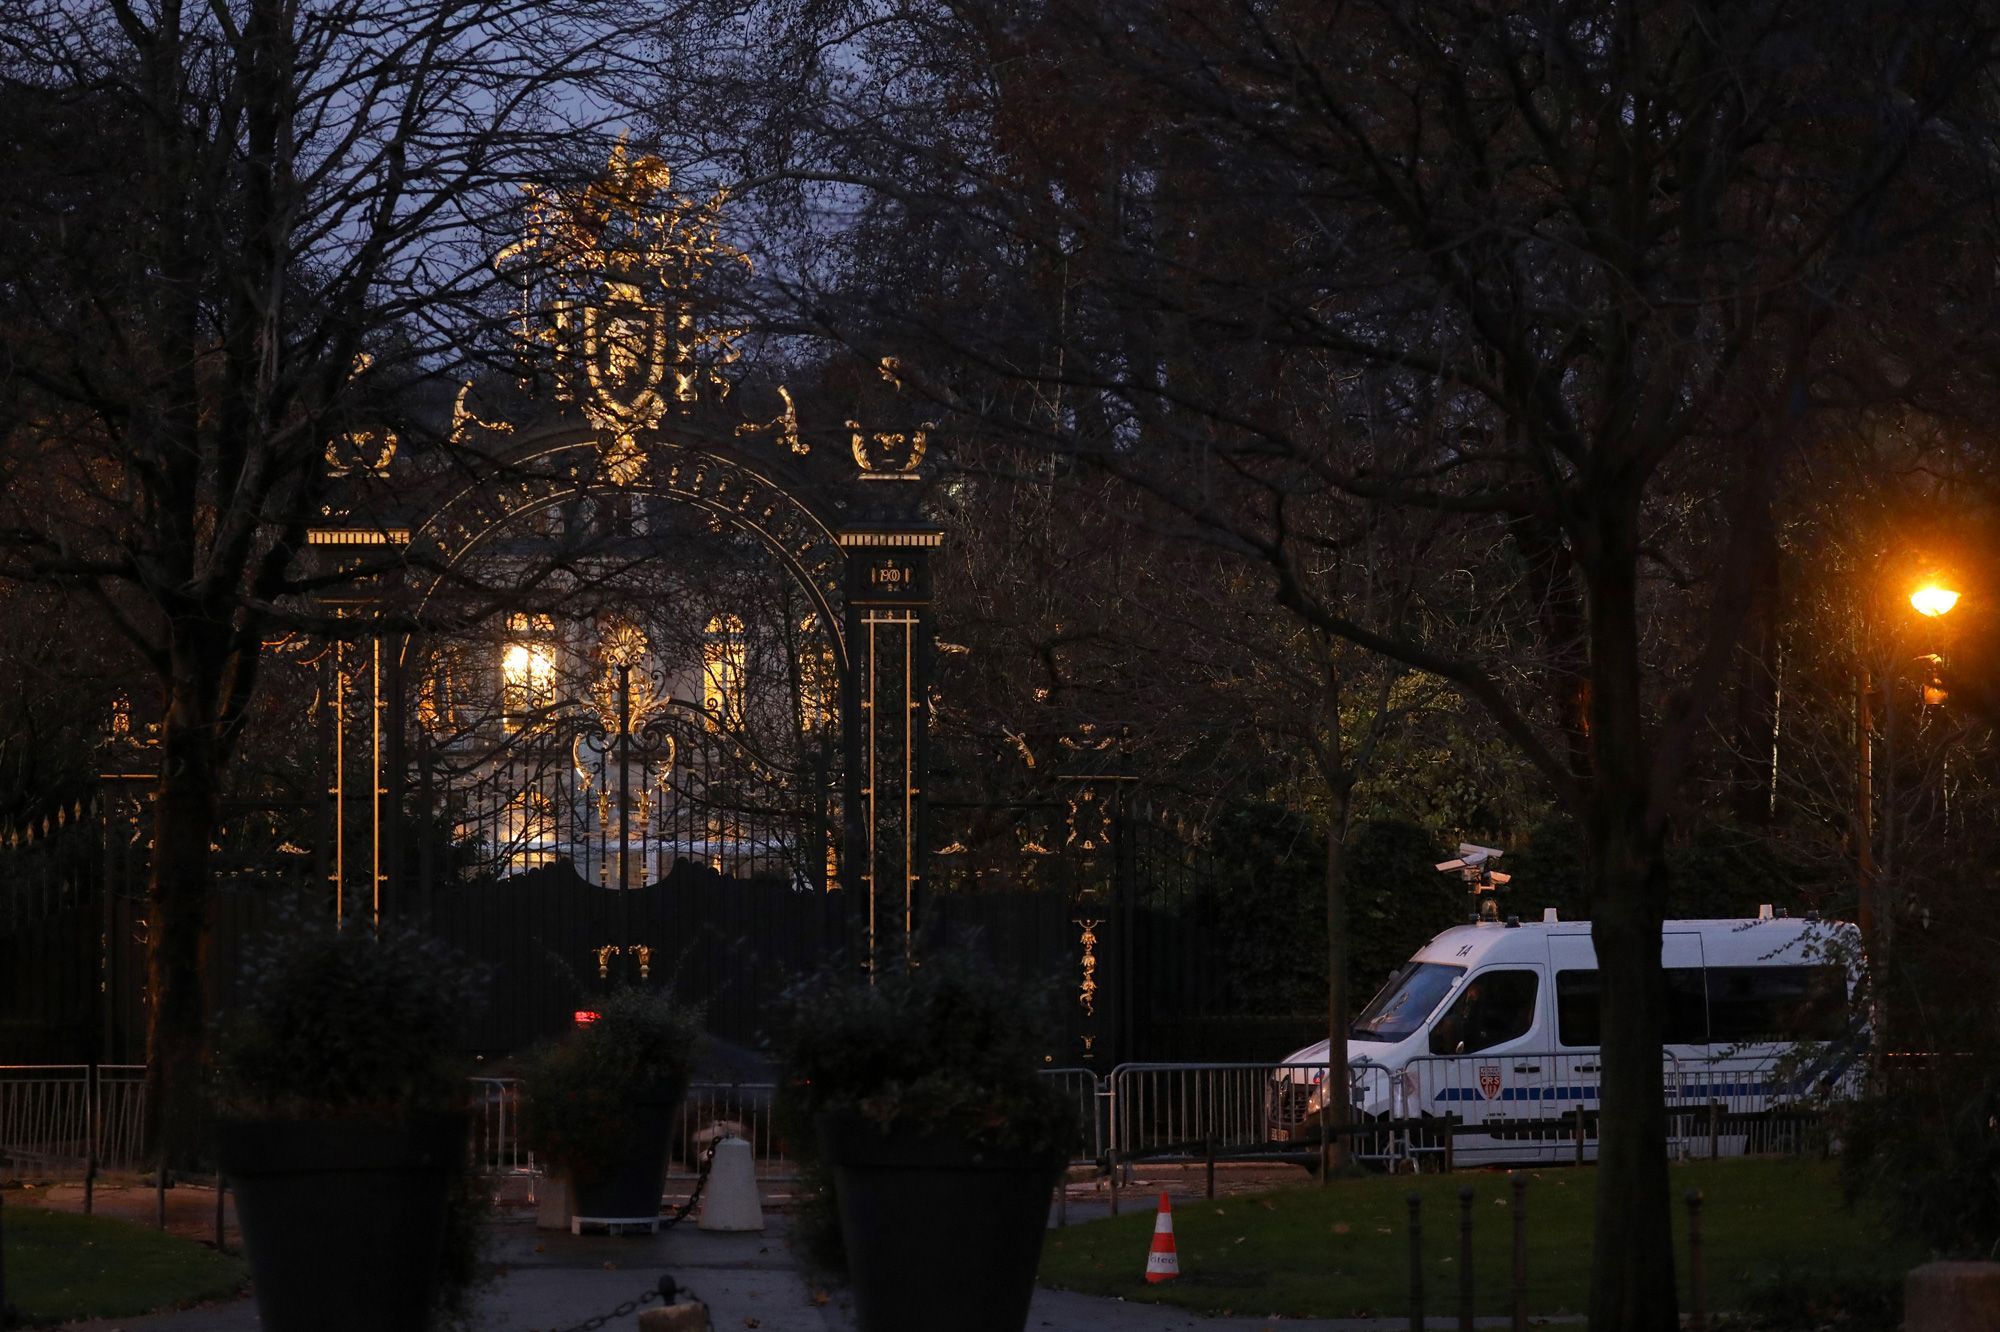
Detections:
2,774,1319,1070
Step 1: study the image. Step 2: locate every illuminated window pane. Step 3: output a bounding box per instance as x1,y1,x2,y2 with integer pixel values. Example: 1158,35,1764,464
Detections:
703,613,746,729
501,640,558,730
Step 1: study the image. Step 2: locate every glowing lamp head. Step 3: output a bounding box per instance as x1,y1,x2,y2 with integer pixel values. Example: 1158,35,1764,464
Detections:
1911,584,1960,618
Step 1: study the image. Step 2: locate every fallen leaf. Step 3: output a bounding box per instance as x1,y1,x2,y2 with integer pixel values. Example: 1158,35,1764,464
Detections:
601,1261,617,1271
1332,1222,1350,1234
809,1290,830,1307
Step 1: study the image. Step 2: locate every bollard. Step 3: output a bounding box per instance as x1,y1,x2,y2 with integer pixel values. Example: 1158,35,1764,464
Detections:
1458,1185,1475,1332
1510,1173,1528,1332
1206,1138,1216,1201
1108,1150,1119,1217
1686,1190,1707,1332
1573,1107,1586,1164
156,1158,167,1231
214,1171,226,1252
1407,1193,1424,1332
1709,1101,1721,1160
697,1135,765,1233
1056,1173,1068,1228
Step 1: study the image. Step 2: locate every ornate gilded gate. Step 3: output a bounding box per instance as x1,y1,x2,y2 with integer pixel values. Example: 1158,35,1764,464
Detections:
306,148,940,1035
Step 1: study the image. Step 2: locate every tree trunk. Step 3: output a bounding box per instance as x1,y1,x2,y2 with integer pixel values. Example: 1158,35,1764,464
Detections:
1586,830,1675,1331
145,658,225,1172
1583,498,1678,1332
1323,796,1351,1172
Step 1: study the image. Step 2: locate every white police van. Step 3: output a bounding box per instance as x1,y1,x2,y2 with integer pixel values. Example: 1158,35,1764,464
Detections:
1269,909,1859,1165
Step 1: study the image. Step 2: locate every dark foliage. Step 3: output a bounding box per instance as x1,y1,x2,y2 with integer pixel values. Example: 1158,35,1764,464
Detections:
519,986,702,1184
772,950,1080,1272
212,912,486,1120
1342,819,1473,1005
773,950,1079,1158
1716,1261,1901,1332
1202,809,1482,1016
1508,815,1838,924
209,911,494,1328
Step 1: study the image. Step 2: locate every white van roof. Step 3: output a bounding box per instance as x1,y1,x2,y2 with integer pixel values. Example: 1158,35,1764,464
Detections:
1409,916,1855,970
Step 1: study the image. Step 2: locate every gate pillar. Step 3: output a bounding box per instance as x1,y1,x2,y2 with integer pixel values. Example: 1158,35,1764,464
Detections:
837,523,941,975
307,520,409,927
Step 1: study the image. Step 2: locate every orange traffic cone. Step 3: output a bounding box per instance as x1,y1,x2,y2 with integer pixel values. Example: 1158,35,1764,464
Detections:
1145,1192,1179,1283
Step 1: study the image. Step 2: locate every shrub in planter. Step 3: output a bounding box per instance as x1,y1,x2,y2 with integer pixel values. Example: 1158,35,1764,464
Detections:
520,987,702,1222
213,914,490,1332
774,954,1078,1332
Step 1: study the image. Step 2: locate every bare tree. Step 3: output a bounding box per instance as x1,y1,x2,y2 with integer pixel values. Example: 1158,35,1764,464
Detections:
0,0,653,1165
687,0,2000,1324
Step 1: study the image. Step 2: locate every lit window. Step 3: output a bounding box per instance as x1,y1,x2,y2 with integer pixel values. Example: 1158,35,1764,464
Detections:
501,791,556,874
703,613,746,729
799,613,835,731
502,614,558,730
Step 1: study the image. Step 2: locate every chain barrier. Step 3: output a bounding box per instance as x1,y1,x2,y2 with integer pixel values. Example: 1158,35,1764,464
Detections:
659,1139,716,1230
529,1145,722,1332
540,1272,694,1332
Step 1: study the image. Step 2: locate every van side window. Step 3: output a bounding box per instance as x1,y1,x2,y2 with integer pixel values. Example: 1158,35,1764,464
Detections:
1665,969,1709,1045
1556,970,1599,1047
1706,966,1846,1044
1557,969,1709,1046
1429,969,1539,1055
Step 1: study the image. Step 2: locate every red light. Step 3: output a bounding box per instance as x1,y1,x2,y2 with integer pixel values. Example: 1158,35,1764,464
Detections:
573,1010,601,1026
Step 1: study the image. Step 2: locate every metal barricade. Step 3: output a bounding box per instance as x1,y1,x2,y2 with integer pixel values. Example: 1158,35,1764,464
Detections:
678,1081,786,1175
0,1064,147,1179
465,1075,792,1178
93,1064,147,1171
1108,1061,1334,1162
1669,1047,1844,1158
1040,1067,1105,1164
467,1076,532,1174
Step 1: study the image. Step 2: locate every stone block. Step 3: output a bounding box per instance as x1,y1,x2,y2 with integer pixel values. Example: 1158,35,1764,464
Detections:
534,1169,574,1231
1905,1261,2000,1331
636,1301,711,1332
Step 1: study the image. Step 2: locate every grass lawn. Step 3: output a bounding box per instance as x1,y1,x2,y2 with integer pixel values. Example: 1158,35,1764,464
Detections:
1039,1157,1923,1320
2,1203,245,1325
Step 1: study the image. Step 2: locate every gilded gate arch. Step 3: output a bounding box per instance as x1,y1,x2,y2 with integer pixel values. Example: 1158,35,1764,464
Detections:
309,145,940,993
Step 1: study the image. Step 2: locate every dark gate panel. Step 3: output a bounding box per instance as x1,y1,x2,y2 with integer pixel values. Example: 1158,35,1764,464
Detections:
429,860,849,1056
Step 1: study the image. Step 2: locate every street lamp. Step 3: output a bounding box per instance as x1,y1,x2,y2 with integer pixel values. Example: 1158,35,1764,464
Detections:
1910,583,1960,618
1858,578,1960,952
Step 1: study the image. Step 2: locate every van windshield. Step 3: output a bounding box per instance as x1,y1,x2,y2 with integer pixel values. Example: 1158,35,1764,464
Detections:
1352,962,1466,1042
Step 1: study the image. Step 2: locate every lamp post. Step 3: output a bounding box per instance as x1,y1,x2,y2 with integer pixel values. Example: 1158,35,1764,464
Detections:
1856,580,1959,954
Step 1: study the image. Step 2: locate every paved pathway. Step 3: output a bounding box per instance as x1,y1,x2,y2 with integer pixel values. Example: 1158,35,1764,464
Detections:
30,1173,1581,1331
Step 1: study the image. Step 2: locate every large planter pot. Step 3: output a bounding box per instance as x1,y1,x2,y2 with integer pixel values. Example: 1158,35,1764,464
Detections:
567,1090,681,1222
816,1109,1065,1332
219,1114,465,1332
